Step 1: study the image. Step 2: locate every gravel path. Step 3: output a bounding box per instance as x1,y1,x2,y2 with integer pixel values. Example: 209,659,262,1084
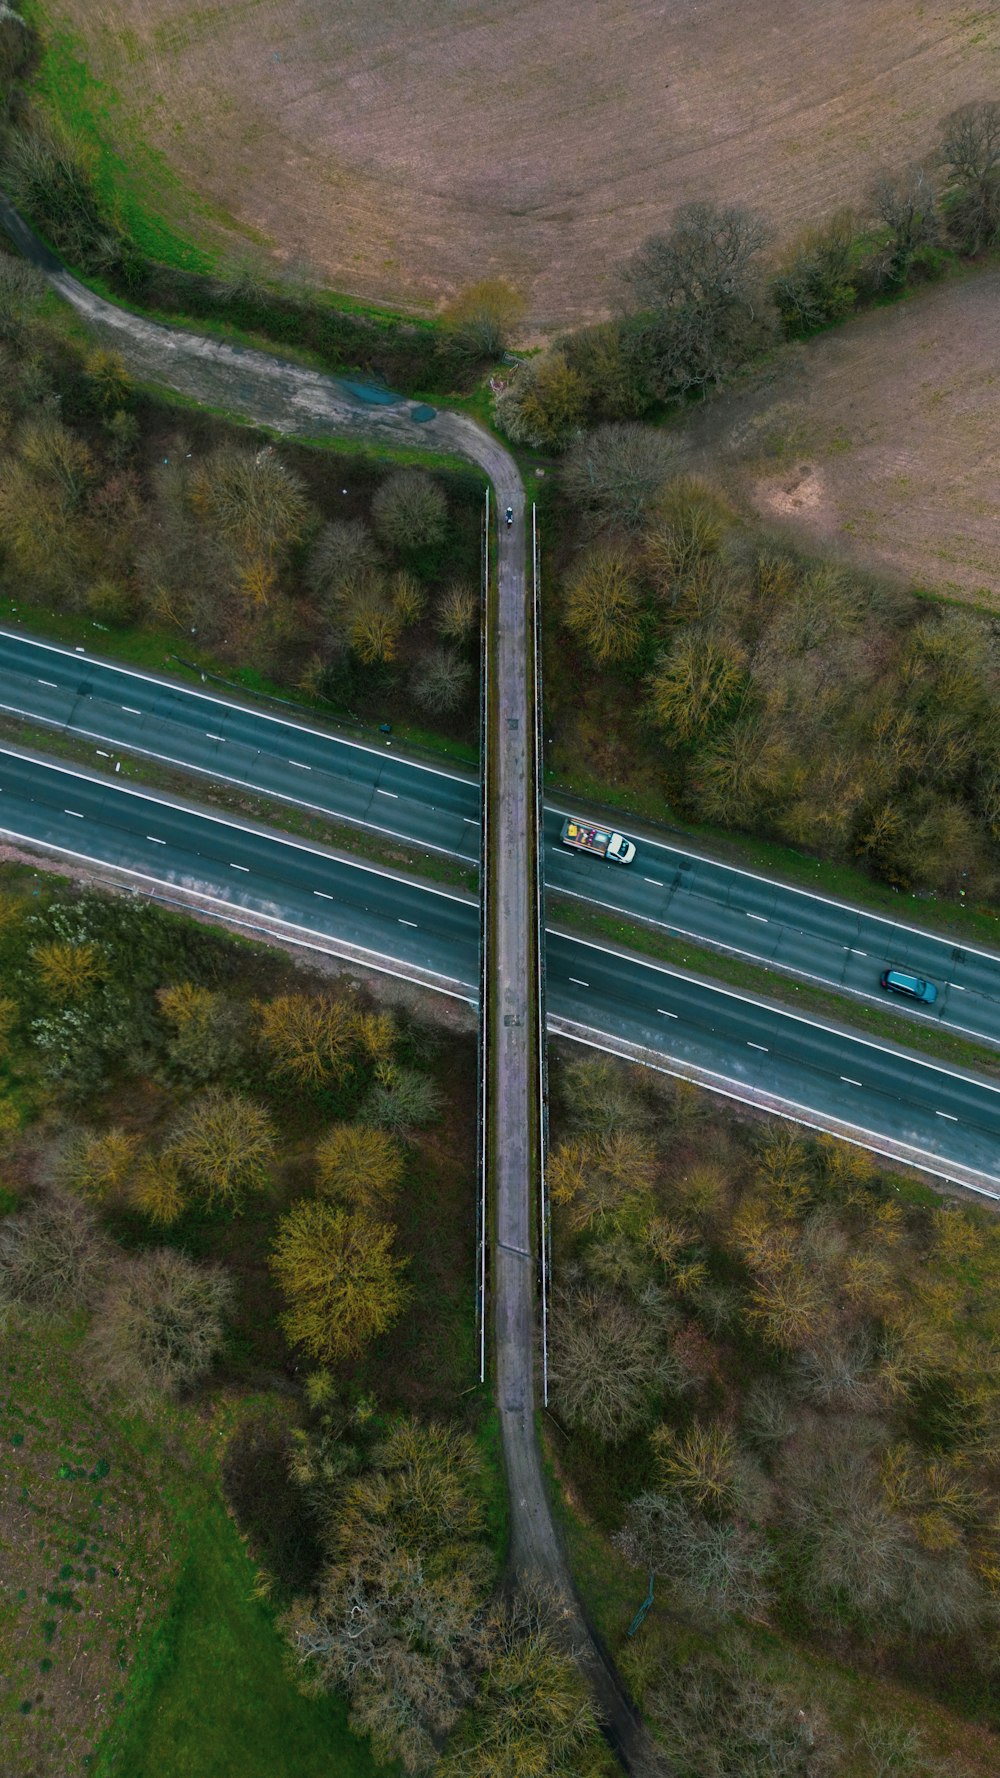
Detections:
0,195,668,1773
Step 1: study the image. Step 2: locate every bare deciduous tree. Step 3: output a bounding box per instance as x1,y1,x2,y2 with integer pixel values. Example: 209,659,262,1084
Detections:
372,469,447,552
549,1287,661,1443
0,1190,111,1318
939,99,1000,251
90,1247,232,1406
559,423,682,532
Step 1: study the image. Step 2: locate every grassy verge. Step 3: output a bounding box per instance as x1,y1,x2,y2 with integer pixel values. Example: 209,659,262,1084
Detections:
0,713,478,892
549,896,1000,1081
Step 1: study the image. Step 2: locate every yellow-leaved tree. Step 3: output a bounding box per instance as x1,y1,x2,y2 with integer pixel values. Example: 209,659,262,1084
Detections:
256,994,358,1089
314,1124,405,1213
270,1200,409,1362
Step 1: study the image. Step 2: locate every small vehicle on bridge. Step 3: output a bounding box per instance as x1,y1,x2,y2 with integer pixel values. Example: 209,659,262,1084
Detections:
505,506,513,527
560,817,636,866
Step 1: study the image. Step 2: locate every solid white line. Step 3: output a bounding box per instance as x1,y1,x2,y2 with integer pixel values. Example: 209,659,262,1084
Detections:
657,1008,678,1018
146,836,165,845
547,924,1000,1097
552,1019,1000,1198
841,1077,862,1087
230,862,249,872
0,746,476,904
0,628,475,785
936,1111,958,1121
568,977,589,987
544,797,1000,964
313,890,333,899
747,1041,768,1051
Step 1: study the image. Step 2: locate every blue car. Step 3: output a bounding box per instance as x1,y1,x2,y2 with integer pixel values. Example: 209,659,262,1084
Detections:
880,968,938,1004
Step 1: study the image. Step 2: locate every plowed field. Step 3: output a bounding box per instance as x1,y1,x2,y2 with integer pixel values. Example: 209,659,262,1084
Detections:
30,0,1000,325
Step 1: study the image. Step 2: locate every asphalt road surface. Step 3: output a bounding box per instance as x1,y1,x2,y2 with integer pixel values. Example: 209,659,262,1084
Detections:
0,629,480,861
6,632,998,1048
3,747,998,1189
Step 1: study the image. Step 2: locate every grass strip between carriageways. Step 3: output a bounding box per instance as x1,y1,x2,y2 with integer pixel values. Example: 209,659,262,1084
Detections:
548,896,1000,1082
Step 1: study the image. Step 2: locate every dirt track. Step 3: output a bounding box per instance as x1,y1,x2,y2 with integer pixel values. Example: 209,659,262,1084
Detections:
686,268,1000,606
33,0,1000,327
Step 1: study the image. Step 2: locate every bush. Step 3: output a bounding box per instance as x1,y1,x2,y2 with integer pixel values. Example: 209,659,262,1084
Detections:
771,213,860,336
493,352,588,450
362,1065,443,1131
0,1190,111,1318
549,1287,661,1443
314,1123,405,1212
90,1247,232,1406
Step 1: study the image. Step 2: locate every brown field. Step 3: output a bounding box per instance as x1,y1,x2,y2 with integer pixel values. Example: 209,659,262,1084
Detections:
687,267,1000,606
36,0,1000,326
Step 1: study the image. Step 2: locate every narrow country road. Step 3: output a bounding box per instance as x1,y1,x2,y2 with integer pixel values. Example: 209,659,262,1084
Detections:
0,197,665,1772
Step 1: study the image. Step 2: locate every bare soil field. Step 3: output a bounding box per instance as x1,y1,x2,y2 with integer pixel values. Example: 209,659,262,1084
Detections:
30,0,1000,326
686,267,1000,606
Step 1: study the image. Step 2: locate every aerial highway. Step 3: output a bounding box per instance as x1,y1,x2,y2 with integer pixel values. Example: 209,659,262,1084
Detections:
2,746,998,1190
4,629,1000,1047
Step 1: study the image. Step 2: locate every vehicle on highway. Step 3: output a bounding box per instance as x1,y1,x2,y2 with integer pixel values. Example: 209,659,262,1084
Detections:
880,968,938,1004
560,817,636,866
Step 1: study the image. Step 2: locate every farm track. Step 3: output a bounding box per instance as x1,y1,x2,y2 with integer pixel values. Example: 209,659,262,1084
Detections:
0,192,668,1774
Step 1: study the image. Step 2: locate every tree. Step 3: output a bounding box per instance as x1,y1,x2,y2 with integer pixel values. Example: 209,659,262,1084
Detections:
939,100,1000,252
287,1418,493,1773
63,1127,139,1203
128,1150,185,1226
648,632,747,743
350,603,401,664
168,1088,276,1209
270,1200,410,1363
362,1065,443,1131
559,422,681,532
870,166,941,284
19,415,96,505
90,1248,232,1406
549,1287,661,1443
559,1053,650,1132
615,1494,774,1623
493,352,588,450
435,583,478,645
306,519,381,604
440,1584,604,1778
652,1419,740,1515
0,1190,111,1318
443,279,525,362
564,544,643,664
391,569,427,627
372,469,447,552
622,202,774,398
643,476,733,592
255,993,358,1088
189,444,310,564
31,939,104,1000
645,1633,837,1778
314,1123,405,1212
771,212,859,335
548,1129,657,1235
410,646,474,715
156,981,246,1082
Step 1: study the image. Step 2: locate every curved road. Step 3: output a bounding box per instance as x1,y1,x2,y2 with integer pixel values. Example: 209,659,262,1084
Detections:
0,197,662,1772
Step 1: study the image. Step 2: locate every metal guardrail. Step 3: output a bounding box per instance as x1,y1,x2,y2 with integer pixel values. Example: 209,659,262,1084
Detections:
475,487,490,1385
532,504,552,1406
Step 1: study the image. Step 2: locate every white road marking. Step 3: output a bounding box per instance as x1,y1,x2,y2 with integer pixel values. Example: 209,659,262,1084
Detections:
289,760,311,770
853,950,867,957
644,877,663,886
64,809,84,818
569,977,589,987
122,705,141,714
747,913,768,922
146,836,165,845
398,917,418,927
463,816,481,824
747,1041,768,1051
376,789,398,798
38,679,57,688
230,862,249,872
936,1111,958,1121
313,890,333,899
657,1008,678,1018
952,984,966,991
205,732,224,742
841,1077,862,1087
